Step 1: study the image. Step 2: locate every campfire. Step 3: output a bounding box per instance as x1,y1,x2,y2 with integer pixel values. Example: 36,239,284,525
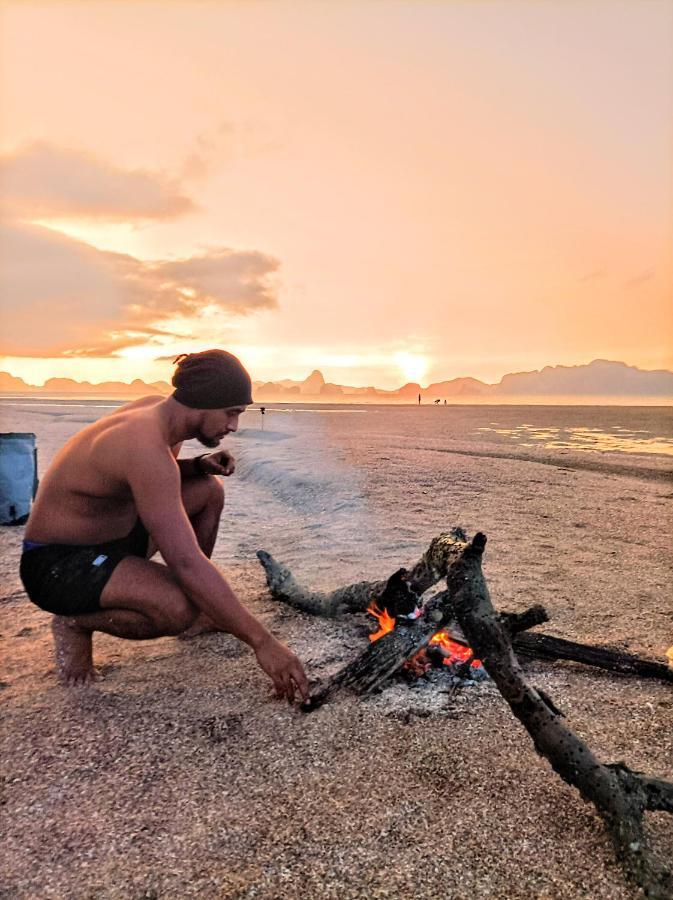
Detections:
365,565,482,675
367,600,481,673
256,530,673,899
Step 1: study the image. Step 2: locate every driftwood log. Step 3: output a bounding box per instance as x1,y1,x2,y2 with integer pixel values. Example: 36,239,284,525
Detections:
435,626,673,683
450,534,673,899
513,631,673,681
256,527,469,616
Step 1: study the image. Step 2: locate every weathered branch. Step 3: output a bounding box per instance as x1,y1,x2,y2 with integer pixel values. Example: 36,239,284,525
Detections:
451,533,673,899
512,632,673,682
442,624,673,684
256,527,468,617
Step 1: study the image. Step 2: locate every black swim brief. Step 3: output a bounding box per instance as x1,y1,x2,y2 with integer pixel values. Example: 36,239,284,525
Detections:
20,519,150,616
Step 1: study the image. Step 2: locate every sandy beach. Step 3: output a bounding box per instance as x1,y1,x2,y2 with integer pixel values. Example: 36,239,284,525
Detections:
1,399,672,899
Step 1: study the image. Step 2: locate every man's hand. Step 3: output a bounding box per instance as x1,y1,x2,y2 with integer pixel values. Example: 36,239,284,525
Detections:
198,450,236,476
254,635,310,705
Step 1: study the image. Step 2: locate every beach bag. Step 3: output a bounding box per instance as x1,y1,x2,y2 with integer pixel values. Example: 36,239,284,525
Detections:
0,433,38,525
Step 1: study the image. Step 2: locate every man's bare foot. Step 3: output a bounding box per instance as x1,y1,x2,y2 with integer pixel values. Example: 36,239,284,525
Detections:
178,613,222,640
51,617,98,685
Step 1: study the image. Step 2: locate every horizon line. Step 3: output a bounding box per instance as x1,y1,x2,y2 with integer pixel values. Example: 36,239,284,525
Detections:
2,356,673,393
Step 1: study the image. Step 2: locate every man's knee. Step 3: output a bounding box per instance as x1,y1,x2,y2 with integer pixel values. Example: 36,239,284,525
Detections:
157,592,199,635
205,474,225,512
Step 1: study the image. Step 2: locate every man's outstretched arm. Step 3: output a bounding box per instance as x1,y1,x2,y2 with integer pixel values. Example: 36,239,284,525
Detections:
127,441,309,702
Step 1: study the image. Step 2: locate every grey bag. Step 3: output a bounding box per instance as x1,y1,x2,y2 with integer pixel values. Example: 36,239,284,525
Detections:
0,433,38,525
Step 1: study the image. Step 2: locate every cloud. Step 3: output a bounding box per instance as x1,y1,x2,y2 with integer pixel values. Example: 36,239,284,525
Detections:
577,269,606,283
0,222,279,356
179,122,235,182
152,250,279,313
0,142,195,221
625,267,656,287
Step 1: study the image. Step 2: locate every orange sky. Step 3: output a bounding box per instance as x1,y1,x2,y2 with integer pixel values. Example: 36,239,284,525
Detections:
0,0,672,389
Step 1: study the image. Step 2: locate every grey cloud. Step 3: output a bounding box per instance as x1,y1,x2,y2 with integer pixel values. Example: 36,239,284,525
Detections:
152,250,280,313
0,142,195,221
0,223,279,356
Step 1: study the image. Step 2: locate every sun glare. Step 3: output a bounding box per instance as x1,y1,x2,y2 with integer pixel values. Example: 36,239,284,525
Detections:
394,352,429,386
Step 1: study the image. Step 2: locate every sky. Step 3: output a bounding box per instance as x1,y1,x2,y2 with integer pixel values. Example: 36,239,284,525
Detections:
0,0,671,389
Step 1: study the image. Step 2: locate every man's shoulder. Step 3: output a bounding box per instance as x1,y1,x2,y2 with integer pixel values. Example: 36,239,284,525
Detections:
98,418,175,481
117,395,165,412
96,400,168,453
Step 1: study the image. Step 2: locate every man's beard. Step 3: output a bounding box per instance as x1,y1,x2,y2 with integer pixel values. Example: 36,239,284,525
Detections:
195,430,221,449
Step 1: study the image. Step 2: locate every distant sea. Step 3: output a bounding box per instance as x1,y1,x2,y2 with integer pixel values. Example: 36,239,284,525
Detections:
1,394,671,590
1,394,672,458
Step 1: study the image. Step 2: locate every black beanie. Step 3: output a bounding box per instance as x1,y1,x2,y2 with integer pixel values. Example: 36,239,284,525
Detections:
171,350,253,409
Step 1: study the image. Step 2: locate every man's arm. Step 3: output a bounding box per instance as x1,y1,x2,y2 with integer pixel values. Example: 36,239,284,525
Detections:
176,456,204,479
127,441,308,701
173,444,235,479
170,441,199,478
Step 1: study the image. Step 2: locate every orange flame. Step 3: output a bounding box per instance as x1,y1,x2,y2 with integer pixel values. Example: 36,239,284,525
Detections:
667,646,673,668
367,602,481,668
367,601,395,641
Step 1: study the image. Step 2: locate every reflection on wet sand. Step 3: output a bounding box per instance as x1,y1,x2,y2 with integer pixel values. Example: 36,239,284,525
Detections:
475,423,673,456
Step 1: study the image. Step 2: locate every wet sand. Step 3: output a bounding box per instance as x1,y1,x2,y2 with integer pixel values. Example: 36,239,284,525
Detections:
1,401,672,899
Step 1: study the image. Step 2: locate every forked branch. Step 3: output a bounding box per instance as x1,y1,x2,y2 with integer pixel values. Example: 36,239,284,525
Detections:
451,534,673,899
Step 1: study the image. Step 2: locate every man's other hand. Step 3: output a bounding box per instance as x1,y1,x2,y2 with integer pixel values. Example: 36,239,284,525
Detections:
254,635,310,705
199,450,236,476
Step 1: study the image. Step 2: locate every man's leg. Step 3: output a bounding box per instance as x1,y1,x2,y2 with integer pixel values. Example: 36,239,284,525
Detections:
52,557,200,685
53,474,226,683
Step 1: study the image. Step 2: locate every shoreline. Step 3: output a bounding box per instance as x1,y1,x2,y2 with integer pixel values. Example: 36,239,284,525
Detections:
2,391,673,407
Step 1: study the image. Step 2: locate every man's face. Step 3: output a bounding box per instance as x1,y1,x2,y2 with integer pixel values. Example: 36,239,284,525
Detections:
196,406,247,448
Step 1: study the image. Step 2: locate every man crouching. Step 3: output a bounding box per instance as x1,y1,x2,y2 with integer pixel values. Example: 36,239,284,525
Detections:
20,349,309,703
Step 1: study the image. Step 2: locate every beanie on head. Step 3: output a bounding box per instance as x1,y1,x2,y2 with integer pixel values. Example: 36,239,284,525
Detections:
171,349,253,409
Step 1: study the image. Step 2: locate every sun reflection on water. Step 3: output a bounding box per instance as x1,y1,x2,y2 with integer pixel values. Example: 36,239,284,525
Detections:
474,424,673,456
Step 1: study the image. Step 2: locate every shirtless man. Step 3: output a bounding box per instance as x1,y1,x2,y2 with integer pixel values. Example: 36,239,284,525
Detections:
20,349,309,703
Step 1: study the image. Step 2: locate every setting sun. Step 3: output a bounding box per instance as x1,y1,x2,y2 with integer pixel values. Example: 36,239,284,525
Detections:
394,352,429,386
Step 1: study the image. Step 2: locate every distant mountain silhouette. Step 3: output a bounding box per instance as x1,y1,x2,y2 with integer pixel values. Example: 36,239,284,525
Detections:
0,372,171,396
494,359,673,396
1,360,671,401
251,361,673,400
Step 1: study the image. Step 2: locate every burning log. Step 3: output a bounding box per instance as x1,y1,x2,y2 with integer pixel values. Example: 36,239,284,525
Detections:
302,591,451,709
302,591,548,710
256,527,468,617
451,533,673,899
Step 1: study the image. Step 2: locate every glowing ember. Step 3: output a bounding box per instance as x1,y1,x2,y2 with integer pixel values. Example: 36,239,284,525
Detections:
429,630,482,668
367,602,482,669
